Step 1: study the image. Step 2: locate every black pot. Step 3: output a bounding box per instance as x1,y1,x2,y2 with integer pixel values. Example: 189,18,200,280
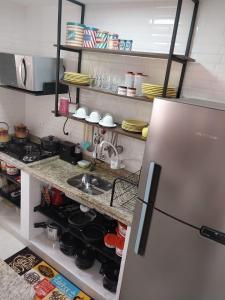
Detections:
68,210,96,229
81,224,106,244
75,246,95,270
100,262,119,293
41,135,60,153
59,232,82,256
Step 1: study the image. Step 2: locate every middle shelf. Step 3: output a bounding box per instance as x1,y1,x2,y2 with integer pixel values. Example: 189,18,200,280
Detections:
61,80,153,103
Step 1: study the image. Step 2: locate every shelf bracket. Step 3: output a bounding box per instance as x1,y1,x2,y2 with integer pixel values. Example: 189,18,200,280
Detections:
163,0,199,98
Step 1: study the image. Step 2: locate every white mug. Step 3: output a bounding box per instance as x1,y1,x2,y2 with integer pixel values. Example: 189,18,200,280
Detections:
87,111,101,123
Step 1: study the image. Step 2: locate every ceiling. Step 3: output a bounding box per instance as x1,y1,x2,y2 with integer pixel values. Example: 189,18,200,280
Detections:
8,0,156,6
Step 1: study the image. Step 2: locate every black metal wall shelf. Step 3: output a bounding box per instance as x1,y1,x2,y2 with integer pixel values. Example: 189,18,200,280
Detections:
52,111,147,142
55,44,195,62
54,0,199,140
61,80,153,103
1,82,68,96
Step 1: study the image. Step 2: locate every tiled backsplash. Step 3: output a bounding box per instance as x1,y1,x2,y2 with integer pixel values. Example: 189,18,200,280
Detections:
1,0,225,171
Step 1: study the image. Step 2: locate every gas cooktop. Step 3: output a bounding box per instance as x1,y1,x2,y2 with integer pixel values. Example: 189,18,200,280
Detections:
0,137,59,164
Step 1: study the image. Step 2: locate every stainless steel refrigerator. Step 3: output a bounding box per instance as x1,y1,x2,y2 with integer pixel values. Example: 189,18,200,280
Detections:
120,98,225,300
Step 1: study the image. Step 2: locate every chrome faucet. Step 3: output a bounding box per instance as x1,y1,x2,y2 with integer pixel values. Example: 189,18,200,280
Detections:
99,140,122,169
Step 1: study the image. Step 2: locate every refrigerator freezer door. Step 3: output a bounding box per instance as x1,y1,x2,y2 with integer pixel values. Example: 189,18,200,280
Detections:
139,98,225,232
120,208,225,300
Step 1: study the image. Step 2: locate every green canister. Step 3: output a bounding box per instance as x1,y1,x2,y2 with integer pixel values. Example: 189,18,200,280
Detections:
95,31,109,48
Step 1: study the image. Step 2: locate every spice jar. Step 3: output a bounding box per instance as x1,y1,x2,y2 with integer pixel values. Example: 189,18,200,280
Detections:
0,122,10,143
127,87,136,97
118,86,127,96
14,124,29,139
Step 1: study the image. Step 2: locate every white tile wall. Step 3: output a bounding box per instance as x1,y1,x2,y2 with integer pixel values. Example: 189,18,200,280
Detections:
0,0,26,131
1,0,225,170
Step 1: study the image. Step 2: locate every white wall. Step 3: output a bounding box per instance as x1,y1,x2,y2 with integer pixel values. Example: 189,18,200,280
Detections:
2,0,225,170
0,0,26,132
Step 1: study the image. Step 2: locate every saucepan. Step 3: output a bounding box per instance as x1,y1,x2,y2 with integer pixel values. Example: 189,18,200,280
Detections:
34,222,61,241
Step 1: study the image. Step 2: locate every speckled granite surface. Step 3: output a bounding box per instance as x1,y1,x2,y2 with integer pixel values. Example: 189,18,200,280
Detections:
0,152,134,225
0,259,35,300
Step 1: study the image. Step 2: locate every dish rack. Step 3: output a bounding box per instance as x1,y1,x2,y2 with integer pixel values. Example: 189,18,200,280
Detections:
110,170,141,212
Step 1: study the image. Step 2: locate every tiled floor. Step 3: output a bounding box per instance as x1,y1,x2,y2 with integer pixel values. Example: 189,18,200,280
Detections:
0,226,25,260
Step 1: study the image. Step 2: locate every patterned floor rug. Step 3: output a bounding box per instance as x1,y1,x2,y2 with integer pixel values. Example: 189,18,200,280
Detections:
5,247,93,300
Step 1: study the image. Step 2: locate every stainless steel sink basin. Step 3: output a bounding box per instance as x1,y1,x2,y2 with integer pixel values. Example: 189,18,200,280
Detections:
67,173,113,195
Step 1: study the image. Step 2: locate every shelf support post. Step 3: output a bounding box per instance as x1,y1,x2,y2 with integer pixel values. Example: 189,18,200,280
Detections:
177,0,199,97
55,0,63,117
76,4,85,105
163,0,183,98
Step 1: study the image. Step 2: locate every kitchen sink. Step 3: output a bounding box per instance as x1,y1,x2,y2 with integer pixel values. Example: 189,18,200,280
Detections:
67,173,113,195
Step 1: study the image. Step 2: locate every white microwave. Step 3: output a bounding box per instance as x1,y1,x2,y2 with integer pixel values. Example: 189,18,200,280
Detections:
0,53,64,92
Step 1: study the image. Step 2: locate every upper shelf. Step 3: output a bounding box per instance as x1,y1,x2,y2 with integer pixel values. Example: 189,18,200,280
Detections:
56,45,195,62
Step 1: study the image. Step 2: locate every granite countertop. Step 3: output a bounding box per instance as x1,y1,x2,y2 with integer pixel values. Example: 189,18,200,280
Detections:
0,152,135,225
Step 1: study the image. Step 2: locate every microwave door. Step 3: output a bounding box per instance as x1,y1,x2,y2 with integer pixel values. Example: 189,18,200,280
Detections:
15,55,27,89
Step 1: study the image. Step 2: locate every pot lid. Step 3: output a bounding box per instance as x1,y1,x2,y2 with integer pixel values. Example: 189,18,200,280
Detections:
41,135,60,143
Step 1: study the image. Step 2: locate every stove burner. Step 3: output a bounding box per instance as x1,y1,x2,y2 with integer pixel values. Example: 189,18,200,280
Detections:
1,140,59,164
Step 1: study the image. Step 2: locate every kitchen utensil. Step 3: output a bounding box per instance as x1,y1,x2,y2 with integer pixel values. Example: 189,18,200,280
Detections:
142,127,149,138
99,114,117,128
68,103,77,114
59,97,69,114
34,222,62,241
73,107,88,119
77,160,91,168
87,127,95,152
104,233,117,248
100,262,120,293
14,124,29,139
41,135,60,153
68,209,96,228
10,190,21,198
86,111,102,123
51,187,63,206
118,221,127,237
81,223,106,243
0,122,10,143
115,234,125,257
60,232,83,256
6,164,18,176
75,246,95,270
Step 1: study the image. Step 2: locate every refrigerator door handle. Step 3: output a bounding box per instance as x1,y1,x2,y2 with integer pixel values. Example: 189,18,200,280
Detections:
200,226,225,246
134,162,161,256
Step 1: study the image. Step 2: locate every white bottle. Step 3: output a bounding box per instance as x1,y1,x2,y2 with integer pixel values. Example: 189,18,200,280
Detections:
125,72,135,88
134,73,147,96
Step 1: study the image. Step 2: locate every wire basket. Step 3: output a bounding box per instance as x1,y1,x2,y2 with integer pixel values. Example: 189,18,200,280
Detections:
110,170,140,212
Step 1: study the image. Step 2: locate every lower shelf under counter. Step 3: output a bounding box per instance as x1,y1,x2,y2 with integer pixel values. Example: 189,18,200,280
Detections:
30,233,116,300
